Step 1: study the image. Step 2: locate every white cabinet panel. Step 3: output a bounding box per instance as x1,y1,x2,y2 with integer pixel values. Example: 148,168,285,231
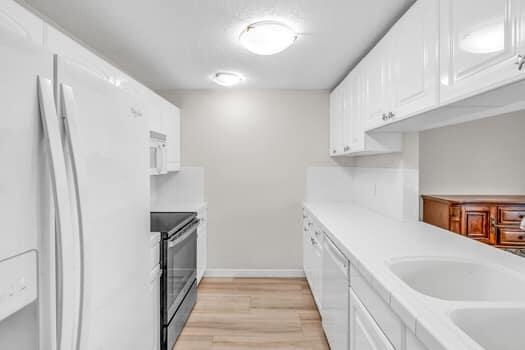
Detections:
364,36,391,130
350,264,404,349
302,212,323,308
440,0,524,104
197,207,207,285
329,86,344,155
0,0,44,46
391,0,439,121
150,266,161,350
349,289,395,350
321,236,349,350
163,102,181,172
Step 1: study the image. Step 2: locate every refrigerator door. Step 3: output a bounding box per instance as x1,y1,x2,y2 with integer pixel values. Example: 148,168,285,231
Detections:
0,12,56,350
56,55,152,350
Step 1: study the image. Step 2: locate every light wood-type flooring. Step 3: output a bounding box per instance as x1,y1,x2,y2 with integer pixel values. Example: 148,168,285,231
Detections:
173,278,330,350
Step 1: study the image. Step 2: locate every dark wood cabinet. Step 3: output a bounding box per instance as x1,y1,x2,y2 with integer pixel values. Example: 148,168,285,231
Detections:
422,195,525,248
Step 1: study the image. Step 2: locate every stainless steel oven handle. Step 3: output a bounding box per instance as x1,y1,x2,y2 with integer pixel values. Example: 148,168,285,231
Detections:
168,220,200,248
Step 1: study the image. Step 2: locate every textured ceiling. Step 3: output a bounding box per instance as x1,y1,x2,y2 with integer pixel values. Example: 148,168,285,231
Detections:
22,0,415,90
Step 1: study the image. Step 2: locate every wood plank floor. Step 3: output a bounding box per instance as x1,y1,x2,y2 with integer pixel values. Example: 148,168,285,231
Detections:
173,278,330,350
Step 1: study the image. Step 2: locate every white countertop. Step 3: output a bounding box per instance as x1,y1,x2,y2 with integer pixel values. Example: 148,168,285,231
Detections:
304,201,525,350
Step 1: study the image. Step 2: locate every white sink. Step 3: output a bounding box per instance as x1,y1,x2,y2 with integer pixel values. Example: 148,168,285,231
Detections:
451,308,525,350
388,257,525,301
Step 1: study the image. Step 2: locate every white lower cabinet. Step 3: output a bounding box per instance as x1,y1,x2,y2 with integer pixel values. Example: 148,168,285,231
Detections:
321,236,349,350
302,211,323,308
349,288,394,350
197,206,208,285
150,265,162,350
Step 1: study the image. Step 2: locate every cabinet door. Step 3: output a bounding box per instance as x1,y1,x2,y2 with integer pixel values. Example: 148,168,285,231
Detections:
364,38,391,130
147,92,163,133
0,0,44,47
163,101,181,172
350,67,366,152
329,87,344,155
391,0,439,121
461,205,492,243
341,77,352,154
440,0,523,104
349,289,395,350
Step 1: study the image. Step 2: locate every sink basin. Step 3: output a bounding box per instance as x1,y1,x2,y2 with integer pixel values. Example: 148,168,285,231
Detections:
452,308,525,350
388,257,525,301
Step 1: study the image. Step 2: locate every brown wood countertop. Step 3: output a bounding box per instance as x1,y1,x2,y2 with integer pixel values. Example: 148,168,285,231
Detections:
421,195,525,205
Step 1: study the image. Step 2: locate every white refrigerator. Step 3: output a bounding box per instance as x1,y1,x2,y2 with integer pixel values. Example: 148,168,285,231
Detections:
0,2,155,349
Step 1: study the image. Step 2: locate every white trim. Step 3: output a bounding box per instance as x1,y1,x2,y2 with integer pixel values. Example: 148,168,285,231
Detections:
204,269,305,278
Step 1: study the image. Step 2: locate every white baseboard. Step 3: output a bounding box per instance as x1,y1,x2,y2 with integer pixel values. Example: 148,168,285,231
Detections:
204,269,305,278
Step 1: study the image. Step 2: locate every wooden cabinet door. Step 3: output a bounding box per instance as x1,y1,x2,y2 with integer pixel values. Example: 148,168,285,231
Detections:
391,0,439,121
461,205,492,243
440,0,523,104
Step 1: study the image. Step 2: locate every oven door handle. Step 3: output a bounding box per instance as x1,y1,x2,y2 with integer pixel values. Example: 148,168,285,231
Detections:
168,220,200,248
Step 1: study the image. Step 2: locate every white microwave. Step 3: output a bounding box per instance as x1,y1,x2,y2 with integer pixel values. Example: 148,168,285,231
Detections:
150,131,168,175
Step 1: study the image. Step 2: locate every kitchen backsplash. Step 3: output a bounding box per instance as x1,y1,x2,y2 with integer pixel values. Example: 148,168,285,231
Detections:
150,166,205,210
306,166,419,222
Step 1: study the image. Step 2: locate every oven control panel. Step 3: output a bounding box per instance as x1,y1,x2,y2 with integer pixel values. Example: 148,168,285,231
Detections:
0,251,37,321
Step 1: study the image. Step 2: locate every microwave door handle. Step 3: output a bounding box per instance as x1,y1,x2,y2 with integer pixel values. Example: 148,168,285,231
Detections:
155,144,163,174
38,77,81,350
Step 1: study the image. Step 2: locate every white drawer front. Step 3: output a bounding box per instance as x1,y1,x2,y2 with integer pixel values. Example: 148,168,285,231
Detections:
349,288,395,350
350,264,404,349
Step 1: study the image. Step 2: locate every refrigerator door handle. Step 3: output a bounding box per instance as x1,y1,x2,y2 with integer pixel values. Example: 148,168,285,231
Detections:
60,83,86,350
38,76,81,350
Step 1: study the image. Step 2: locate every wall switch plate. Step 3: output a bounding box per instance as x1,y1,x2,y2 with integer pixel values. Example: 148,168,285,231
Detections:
0,251,37,322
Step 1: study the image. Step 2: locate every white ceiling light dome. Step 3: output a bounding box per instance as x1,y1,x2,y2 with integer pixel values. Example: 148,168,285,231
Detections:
212,72,244,86
239,20,298,55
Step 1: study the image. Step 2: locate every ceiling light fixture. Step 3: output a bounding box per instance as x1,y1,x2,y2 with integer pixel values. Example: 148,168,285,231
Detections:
239,20,297,55
212,72,244,87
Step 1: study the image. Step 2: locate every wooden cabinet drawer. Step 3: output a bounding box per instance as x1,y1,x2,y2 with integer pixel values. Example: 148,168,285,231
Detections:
497,228,525,247
497,207,525,225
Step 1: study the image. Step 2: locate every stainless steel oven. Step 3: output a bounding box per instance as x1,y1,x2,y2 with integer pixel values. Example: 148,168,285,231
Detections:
151,212,199,350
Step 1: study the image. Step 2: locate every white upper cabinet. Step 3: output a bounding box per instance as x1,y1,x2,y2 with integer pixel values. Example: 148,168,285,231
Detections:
364,37,391,131
162,101,181,172
391,0,439,120
329,85,344,155
0,0,44,46
440,0,524,104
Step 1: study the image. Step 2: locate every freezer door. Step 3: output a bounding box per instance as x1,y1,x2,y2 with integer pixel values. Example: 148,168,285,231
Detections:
0,11,56,350
56,54,152,350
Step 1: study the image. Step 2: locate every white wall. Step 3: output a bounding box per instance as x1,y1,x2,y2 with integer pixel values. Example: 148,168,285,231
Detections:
420,112,525,195
160,90,346,271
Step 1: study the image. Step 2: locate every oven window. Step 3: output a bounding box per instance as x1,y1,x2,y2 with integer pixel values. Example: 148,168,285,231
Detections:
166,227,197,320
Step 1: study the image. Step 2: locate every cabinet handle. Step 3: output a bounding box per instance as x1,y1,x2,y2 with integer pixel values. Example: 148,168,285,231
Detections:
344,145,350,152
516,54,525,71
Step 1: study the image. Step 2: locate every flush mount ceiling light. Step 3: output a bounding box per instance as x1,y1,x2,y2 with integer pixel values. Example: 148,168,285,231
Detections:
212,72,244,87
239,20,297,55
